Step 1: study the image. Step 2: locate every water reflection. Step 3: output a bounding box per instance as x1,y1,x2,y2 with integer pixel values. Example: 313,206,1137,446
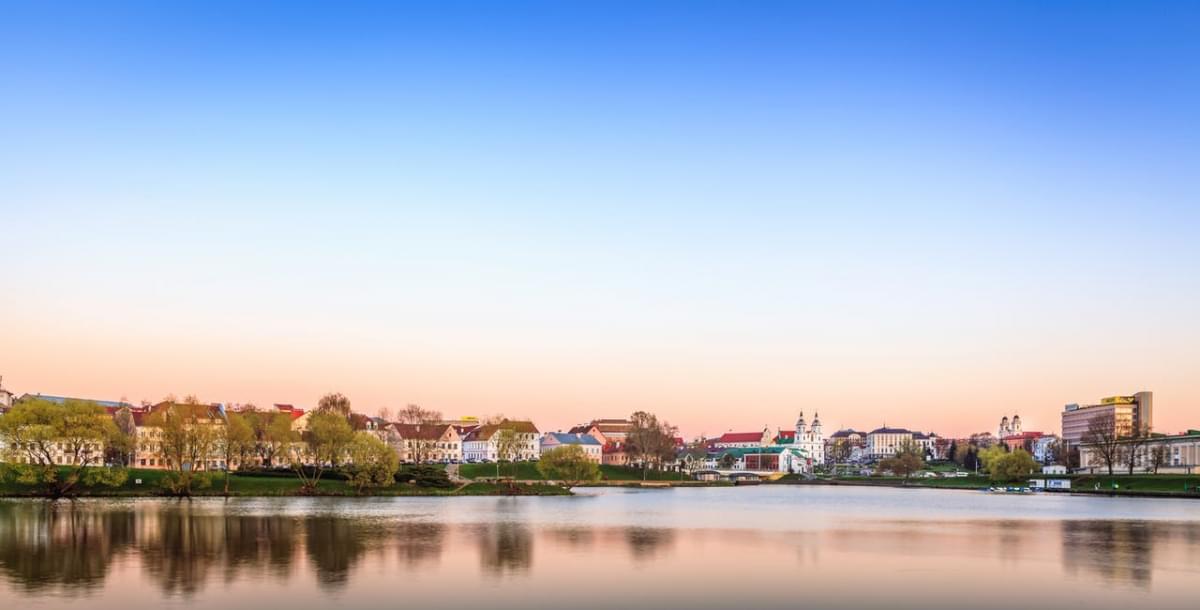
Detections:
0,493,1198,609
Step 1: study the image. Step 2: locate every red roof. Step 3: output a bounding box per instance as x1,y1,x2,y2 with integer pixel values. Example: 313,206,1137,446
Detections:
776,431,796,441
717,431,765,443
1002,431,1045,441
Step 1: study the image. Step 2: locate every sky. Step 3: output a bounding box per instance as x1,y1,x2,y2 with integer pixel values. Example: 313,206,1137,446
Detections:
2,1,1198,438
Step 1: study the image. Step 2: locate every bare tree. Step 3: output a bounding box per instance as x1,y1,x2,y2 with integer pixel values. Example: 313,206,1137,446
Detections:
377,406,394,422
316,392,352,418
1149,444,1169,474
1082,414,1121,476
1122,425,1152,475
397,404,443,425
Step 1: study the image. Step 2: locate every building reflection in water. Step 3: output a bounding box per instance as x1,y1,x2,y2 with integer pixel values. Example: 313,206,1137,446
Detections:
1,499,1199,609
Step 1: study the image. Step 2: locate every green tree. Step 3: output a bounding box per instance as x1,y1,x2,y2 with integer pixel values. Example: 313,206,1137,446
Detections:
346,432,399,492
977,444,1008,473
987,449,1039,482
494,428,521,480
145,400,220,496
289,411,354,493
1082,415,1121,476
0,398,128,499
538,445,600,487
216,411,255,495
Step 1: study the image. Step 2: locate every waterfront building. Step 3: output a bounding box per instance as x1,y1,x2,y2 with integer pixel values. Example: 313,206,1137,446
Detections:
1061,392,1153,448
826,429,867,462
462,420,541,462
0,376,12,411
773,412,825,466
866,427,917,459
132,401,229,471
540,432,602,463
1078,429,1200,474
387,423,462,463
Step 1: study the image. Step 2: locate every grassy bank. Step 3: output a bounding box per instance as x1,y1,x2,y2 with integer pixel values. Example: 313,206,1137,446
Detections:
774,473,1200,498
0,467,571,498
458,462,691,482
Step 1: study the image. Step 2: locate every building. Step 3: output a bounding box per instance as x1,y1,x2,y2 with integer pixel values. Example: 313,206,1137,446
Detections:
866,427,917,459
713,428,772,449
1061,392,1153,448
1030,434,1061,464
540,432,603,463
387,423,462,463
826,429,867,463
773,412,825,467
462,420,541,462
705,446,809,473
0,375,12,411
1078,429,1200,474
998,414,1023,439
1001,431,1045,453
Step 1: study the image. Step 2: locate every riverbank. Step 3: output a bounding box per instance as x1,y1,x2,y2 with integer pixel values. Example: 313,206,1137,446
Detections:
770,474,1200,499
0,468,572,498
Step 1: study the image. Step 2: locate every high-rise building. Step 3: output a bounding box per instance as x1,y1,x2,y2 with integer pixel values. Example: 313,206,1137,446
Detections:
1061,391,1153,447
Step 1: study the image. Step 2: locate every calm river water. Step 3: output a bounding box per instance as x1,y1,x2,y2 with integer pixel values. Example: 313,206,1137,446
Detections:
1,486,1198,609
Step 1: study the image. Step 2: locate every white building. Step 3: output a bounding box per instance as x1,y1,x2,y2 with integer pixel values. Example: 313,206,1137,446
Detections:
463,420,541,462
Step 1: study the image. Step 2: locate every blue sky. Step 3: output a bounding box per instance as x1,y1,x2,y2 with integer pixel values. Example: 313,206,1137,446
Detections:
2,1,1198,435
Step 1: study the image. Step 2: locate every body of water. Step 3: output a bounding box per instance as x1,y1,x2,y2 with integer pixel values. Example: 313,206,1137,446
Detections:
1,486,1198,609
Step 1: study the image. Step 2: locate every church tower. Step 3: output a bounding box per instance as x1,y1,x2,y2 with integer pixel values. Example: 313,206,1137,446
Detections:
1012,415,1022,436
811,412,822,440
796,411,807,440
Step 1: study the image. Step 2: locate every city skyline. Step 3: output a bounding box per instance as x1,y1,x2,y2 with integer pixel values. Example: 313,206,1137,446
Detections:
4,2,1199,439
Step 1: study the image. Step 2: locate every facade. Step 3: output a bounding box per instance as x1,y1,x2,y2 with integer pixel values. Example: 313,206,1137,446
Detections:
1061,392,1153,448
387,423,462,463
540,432,603,463
1001,431,1045,453
773,412,825,467
826,429,867,463
866,427,917,459
997,414,1023,439
462,420,541,462
1078,430,1200,474
1030,434,1061,463
0,375,12,411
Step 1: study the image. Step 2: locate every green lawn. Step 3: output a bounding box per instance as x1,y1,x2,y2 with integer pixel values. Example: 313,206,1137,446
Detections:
0,466,568,497
1070,474,1200,493
457,462,688,482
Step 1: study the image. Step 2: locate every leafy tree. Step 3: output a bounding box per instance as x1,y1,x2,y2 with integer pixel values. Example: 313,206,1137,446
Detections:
216,411,255,495
877,440,924,480
494,428,521,480
145,401,220,496
289,411,354,493
346,432,399,492
986,448,1039,482
977,445,1008,473
316,392,352,418
1082,414,1121,476
538,445,600,487
718,452,737,469
0,398,128,499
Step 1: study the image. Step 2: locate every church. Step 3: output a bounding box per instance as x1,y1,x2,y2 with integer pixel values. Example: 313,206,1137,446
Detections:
774,411,826,471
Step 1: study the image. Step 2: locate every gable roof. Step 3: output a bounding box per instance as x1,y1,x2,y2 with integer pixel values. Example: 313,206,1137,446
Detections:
716,431,766,444
869,427,915,435
543,432,602,446
390,423,455,441
829,429,865,438
469,420,540,441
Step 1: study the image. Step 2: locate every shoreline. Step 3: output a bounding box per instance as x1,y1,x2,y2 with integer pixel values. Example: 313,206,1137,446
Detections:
769,477,1200,500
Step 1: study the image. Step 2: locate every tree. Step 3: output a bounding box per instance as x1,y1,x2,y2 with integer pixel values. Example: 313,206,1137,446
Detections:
216,411,255,495
878,440,924,480
1149,444,1168,474
830,439,853,464
316,392,352,418
145,401,220,496
1082,414,1121,476
1122,425,1152,475
986,449,1039,482
977,445,1008,473
718,452,737,469
347,432,399,492
626,411,676,480
538,445,599,487
289,411,354,493
396,404,443,425
494,428,521,480
107,407,138,466
0,398,128,499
